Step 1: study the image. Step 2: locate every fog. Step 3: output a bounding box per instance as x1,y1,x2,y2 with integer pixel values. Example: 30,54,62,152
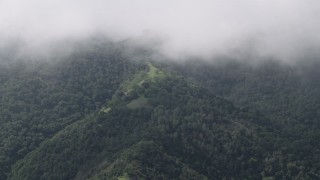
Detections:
1,0,320,61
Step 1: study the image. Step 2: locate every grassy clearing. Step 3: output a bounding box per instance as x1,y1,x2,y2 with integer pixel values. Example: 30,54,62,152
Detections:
109,62,166,110
101,107,112,113
147,62,165,80
127,96,149,109
121,62,166,92
117,173,129,180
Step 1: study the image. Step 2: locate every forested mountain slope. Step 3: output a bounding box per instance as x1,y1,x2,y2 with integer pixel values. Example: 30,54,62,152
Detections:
174,60,320,127
173,59,320,179
0,42,144,179
10,63,286,180
0,41,319,179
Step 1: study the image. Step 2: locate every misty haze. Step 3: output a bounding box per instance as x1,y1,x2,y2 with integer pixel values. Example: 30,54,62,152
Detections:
0,1,319,180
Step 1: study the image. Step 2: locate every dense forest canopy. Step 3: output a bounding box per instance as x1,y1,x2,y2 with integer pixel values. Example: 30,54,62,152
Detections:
0,40,319,179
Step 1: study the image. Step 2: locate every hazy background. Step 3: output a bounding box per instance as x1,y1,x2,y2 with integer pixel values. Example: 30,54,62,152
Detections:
0,0,320,61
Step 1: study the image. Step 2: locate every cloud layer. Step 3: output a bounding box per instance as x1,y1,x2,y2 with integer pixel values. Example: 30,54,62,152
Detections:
1,0,320,60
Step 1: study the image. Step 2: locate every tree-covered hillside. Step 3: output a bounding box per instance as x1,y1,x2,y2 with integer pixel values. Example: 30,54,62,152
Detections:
0,42,319,179
0,41,145,179
10,63,283,179
173,59,320,179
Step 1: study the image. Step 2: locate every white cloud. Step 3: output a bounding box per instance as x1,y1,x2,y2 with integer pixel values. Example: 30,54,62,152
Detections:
0,0,320,60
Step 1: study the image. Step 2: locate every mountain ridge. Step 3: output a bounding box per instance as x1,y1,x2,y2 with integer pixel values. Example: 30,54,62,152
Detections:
0,42,319,179
10,61,284,179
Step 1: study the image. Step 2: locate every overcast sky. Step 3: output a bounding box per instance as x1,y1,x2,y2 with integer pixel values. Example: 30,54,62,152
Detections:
0,0,320,60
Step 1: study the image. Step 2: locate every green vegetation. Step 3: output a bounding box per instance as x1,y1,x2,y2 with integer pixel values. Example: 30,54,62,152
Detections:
101,107,112,113
173,59,320,179
5,60,285,180
0,41,319,179
0,41,145,179
147,62,165,80
125,62,165,110
127,96,148,109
